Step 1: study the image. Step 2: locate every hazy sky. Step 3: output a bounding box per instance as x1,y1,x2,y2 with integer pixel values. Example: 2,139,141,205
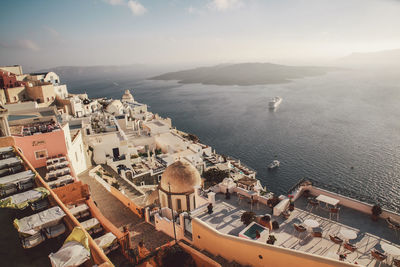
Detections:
1,0,400,69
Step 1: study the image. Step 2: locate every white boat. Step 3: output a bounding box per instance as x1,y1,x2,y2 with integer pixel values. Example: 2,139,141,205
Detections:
269,97,282,109
268,160,280,169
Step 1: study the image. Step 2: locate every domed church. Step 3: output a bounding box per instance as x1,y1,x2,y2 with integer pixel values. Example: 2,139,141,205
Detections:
158,160,201,212
121,89,134,103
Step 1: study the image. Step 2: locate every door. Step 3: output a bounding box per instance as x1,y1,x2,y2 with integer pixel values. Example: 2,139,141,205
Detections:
112,148,120,159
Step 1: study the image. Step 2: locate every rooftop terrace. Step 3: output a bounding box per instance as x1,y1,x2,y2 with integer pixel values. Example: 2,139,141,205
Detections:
9,117,60,136
196,192,400,266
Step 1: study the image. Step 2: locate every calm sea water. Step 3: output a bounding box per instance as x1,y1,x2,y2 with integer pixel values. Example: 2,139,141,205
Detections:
65,69,400,211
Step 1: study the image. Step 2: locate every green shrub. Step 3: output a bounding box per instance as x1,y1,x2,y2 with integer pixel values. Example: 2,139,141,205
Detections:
241,211,256,226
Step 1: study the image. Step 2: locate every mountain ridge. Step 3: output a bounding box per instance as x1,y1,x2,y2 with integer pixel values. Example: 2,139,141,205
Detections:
149,62,340,86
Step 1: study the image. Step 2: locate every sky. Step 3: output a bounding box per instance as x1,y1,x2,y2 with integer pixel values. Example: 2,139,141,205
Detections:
1,0,400,69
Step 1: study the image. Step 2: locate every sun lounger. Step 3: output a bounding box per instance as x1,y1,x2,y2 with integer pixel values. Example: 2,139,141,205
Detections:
21,231,45,249
47,175,74,189
0,170,35,196
14,206,66,236
0,187,49,209
49,241,90,267
0,164,24,177
31,198,49,211
0,147,14,158
81,218,102,234
44,223,66,239
94,232,119,254
0,157,22,170
0,146,13,154
69,203,90,219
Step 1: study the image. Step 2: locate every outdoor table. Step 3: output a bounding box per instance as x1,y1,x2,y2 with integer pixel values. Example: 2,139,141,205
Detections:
339,229,357,242
316,194,339,208
304,219,319,230
382,243,400,264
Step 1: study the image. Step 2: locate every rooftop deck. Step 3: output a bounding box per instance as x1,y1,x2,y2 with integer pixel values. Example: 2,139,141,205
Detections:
196,193,271,235
197,192,400,266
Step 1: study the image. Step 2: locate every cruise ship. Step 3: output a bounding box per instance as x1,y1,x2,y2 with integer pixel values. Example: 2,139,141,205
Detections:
269,96,282,109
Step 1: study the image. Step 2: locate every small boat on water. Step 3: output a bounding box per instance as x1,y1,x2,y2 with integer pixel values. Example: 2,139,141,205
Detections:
268,160,280,169
269,96,282,109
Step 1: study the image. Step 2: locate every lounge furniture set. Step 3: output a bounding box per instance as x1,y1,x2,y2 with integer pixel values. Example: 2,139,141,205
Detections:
45,155,74,188
306,194,340,220
14,206,67,248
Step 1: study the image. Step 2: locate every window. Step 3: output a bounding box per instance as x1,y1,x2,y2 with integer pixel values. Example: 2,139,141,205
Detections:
47,97,50,102
34,150,47,159
140,181,145,186
158,175,162,182
13,96,17,101
176,199,182,210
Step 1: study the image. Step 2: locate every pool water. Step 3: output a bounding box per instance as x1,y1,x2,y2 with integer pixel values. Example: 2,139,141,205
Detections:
243,223,266,239
8,114,37,121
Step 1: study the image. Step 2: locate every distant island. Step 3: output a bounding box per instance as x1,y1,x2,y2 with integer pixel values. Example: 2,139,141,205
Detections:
150,63,340,86
338,48,400,67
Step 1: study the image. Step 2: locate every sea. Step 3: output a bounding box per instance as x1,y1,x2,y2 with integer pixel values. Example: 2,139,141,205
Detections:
64,68,400,212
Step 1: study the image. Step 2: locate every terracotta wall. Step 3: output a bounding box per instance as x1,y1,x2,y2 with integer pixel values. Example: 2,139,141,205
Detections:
110,186,144,217
192,218,355,267
53,181,90,205
0,136,15,147
179,241,221,267
13,129,68,168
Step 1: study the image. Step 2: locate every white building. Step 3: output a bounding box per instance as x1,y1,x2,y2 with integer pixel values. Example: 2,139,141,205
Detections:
86,132,129,164
106,100,123,115
54,85,68,99
62,123,89,175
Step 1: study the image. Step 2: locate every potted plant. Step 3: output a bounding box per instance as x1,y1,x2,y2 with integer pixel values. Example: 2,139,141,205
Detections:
241,211,256,226
267,235,277,245
371,204,382,221
303,189,310,198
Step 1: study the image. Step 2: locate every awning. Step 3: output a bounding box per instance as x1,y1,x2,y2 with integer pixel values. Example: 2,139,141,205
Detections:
49,227,90,267
14,206,65,235
0,187,49,209
94,232,117,250
0,170,35,188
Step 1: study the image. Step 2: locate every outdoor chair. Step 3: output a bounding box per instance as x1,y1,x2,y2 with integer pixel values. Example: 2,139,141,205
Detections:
371,250,387,264
329,207,340,221
293,223,307,238
386,217,399,236
329,235,343,245
343,242,357,253
282,210,291,219
307,199,319,212
312,231,322,238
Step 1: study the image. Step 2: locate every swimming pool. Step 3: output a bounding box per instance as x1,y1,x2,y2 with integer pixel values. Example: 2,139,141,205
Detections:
239,222,267,239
